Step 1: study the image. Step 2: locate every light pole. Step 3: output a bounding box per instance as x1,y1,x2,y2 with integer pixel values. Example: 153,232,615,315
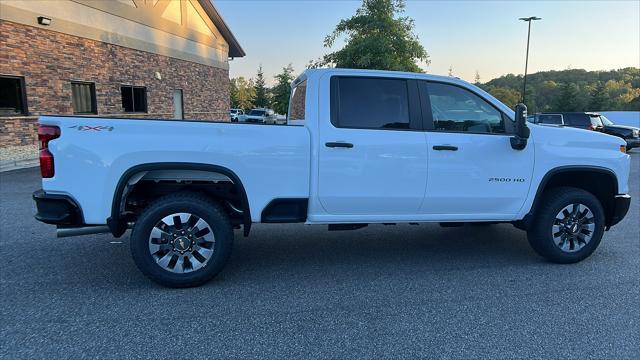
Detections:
519,16,541,104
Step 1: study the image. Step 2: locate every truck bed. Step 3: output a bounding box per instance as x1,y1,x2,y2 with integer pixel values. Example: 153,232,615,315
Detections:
39,116,311,224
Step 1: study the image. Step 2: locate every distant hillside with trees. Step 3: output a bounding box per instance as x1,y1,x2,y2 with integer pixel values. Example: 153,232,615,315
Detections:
479,67,640,113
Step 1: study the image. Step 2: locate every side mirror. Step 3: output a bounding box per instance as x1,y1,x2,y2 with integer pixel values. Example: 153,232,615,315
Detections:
510,103,530,150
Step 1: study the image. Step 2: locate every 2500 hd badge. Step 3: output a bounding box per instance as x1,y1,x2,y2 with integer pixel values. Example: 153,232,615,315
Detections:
489,177,526,182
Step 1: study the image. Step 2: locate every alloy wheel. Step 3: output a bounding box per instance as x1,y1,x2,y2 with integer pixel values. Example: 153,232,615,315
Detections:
551,203,595,253
148,212,216,273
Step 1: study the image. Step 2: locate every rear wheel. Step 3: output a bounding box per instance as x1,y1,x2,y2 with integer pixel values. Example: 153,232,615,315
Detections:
527,187,605,263
130,192,233,288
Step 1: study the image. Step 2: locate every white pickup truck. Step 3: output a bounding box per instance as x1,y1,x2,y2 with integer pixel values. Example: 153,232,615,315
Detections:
33,68,631,288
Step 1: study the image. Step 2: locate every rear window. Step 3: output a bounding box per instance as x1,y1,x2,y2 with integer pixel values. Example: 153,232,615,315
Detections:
249,110,265,116
288,80,306,123
537,114,563,125
331,77,410,129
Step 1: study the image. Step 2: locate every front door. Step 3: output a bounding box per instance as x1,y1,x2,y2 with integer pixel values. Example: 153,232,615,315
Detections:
318,76,428,215
419,81,534,217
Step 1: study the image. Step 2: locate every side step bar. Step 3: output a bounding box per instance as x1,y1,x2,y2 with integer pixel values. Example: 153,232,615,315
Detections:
57,223,133,238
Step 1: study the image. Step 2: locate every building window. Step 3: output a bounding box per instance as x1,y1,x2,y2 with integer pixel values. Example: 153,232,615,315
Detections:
121,86,147,113
71,82,97,114
0,75,28,116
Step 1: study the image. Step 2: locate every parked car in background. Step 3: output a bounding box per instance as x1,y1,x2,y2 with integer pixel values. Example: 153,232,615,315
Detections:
529,112,640,150
599,114,640,150
229,109,244,122
238,108,277,123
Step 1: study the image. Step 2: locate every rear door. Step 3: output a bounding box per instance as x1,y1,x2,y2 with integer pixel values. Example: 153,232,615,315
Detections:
419,81,534,217
317,76,428,215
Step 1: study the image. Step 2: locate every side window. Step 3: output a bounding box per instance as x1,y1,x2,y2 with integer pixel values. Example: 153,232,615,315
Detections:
589,115,603,128
538,114,563,125
288,80,306,122
331,77,410,129
565,114,589,127
424,82,505,133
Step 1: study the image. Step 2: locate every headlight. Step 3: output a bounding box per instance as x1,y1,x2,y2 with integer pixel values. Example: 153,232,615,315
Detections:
633,129,639,138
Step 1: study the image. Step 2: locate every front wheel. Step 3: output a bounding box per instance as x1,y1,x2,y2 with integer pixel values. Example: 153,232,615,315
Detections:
130,192,233,288
527,187,605,264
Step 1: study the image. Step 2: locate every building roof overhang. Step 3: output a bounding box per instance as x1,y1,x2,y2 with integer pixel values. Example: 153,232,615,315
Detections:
197,0,245,58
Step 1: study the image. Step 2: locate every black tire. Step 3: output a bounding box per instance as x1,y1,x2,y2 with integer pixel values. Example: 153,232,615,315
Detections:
527,187,605,264
130,192,233,288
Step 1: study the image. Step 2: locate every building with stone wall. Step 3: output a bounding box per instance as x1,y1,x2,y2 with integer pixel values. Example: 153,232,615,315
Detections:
0,0,244,148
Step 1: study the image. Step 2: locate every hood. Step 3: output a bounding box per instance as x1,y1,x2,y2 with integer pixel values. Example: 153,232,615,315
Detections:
529,122,626,148
604,124,639,131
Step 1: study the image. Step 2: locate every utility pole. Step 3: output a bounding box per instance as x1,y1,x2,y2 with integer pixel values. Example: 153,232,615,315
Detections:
519,16,541,104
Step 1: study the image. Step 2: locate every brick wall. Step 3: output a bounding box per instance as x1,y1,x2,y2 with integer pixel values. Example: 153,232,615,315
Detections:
0,117,38,146
0,20,230,147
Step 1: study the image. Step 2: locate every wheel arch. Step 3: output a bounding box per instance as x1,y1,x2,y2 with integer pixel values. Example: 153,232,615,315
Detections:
522,165,618,229
107,162,251,237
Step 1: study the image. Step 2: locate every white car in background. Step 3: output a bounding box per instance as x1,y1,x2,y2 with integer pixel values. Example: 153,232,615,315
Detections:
229,108,244,122
238,108,277,123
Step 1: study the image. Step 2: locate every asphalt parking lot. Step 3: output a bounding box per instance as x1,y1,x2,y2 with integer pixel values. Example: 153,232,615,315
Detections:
1,152,638,359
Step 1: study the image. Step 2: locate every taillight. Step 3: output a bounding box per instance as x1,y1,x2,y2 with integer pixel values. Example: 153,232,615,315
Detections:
38,125,60,178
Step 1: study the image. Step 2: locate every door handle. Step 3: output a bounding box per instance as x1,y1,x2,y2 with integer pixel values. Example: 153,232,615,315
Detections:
433,145,458,151
325,142,354,148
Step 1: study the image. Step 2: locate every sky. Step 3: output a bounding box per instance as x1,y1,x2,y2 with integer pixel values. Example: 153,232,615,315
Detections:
215,0,640,85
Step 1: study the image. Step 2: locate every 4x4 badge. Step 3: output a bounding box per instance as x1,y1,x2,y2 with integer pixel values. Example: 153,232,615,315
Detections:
68,125,114,132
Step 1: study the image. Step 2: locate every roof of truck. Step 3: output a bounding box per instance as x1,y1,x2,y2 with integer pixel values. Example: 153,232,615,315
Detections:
301,68,462,83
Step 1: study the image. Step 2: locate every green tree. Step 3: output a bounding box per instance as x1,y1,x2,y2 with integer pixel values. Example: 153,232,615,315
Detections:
481,68,639,112
588,81,608,111
271,64,295,114
254,65,269,108
270,64,296,115
319,0,429,72
554,83,580,112
484,86,520,108
230,77,255,110
474,70,481,84
230,78,238,108
623,96,640,111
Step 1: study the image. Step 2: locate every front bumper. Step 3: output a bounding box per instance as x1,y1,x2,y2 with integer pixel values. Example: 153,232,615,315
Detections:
33,189,84,226
607,194,631,228
625,137,640,149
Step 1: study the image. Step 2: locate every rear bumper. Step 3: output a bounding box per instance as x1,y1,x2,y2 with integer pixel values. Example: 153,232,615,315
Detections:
607,194,631,228
33,189,84,226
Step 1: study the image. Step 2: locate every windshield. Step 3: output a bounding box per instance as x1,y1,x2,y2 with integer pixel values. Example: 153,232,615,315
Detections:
248,110,266,116
600,115,614,126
